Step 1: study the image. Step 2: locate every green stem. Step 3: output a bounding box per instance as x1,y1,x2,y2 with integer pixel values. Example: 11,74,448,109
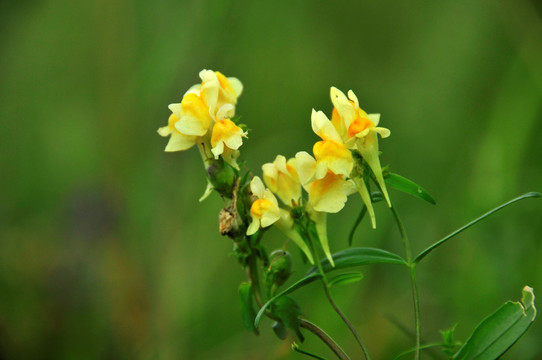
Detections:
390,205,421,360
299,319,351,360
307,229,371,360
246,250,349,360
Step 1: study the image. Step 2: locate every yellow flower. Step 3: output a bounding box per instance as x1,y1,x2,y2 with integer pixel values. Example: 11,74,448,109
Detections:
247,176,281,236
199,69,243,118
262,155,302,207
295,151,356,214
247,176,314,263
311,109,354,179
209,104,247,168
158,88,212,152
330,87,391,209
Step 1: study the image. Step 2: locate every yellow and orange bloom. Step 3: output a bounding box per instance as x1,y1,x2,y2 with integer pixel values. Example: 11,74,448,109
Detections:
210,105,247,169
199,69,243,118
157,88,212,152
311,109,354,179
330,87,391,208
247,177,281,236
262,155,302,207
295,151,356,214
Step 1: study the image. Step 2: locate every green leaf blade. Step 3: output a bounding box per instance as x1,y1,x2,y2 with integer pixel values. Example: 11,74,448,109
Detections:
414,192,542,264
385,172,436,205
306,247,407,276
254,273,322,329
453,286,536,360
239,282,258,334
328,272,364,288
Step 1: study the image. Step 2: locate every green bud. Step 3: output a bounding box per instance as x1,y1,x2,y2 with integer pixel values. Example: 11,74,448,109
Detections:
206,158,237,198
266,250,292,294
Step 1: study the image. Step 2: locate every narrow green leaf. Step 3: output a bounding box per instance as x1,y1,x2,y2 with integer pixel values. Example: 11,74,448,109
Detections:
385,172,436,205
254,273,322,329
348,205,367,246
414,192,542,264
239,282,258,334
306,247,407,276
453,286,536,360
328,272,364,288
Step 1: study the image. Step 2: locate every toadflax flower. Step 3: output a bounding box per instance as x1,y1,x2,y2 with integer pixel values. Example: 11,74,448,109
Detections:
247,176,314,263
210,104,247,169
157,88,212,152
262,155,302,207
247,176,281,236
158,69,244,155
199,69,243,118
330,87,391,208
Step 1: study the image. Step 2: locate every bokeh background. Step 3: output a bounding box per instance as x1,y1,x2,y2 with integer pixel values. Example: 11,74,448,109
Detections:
1,0,542,359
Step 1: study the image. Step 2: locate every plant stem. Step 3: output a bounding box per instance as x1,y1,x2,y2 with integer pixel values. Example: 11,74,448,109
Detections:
390,205,421,360
299,319,351,360
245,252,349,360
308,231,371,360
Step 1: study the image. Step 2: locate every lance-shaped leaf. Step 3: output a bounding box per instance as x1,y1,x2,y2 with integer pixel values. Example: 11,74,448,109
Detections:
328,272,364,288
306,247,407,275
239,282,258,334
385,172,436,205
453,286,536,360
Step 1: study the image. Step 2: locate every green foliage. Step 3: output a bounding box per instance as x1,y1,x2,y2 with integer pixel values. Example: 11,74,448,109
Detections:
270,296,304,342
440,324,461,358
238,282,258,334
328,272,364,288
453,286,536,360
306,247,407,275
265,250,293,296
384,172,436,205
414,192,542,264
254,273,322,329
206,158,238,198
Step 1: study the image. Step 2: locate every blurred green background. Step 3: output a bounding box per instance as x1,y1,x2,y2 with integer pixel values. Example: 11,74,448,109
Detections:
1,0,542,359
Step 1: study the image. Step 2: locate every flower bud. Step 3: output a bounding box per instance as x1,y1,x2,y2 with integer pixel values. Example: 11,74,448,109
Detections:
266,250,292,292
206,158,236,198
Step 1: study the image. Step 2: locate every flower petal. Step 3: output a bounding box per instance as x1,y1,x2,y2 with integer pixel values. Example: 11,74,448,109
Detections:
309,172,351,213
164,132,196,152
311,109,343,143
250,176,266,198
294,151,317,188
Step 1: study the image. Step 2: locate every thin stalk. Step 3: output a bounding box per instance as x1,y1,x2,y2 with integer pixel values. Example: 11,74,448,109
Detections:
307,231,371,360
246,253,349,360
247,253,264,308
390,205,421,360
299,319,351,360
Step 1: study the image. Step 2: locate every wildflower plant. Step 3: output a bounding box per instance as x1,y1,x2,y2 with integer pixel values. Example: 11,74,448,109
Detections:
159,70,540,359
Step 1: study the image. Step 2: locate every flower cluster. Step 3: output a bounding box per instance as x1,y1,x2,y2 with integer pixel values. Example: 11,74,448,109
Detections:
158,70,246,169
247,87,391,265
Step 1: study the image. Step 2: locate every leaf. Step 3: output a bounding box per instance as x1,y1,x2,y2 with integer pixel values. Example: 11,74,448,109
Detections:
453,286,536,360
270,296,304,342
414,192,542,264
328,272,364,288
306,247,407,276
239,282,258,334
385,172,436,205
254,273,322,329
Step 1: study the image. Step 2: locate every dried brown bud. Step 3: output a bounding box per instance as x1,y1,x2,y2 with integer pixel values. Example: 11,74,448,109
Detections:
219,208,236,236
